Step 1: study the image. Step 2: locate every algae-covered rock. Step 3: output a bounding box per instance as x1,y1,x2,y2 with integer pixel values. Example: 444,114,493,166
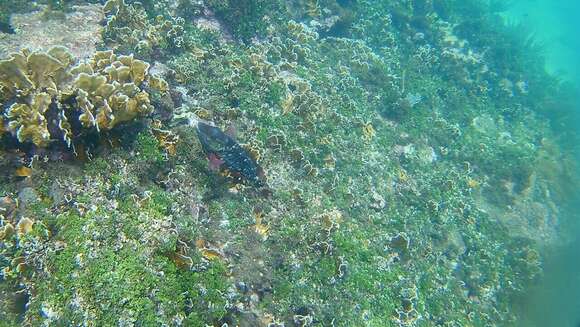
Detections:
103,0,185,57
206,0,275,41
0,47,168,148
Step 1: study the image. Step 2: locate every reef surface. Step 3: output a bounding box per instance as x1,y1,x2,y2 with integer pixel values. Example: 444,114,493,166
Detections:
0,0,578,326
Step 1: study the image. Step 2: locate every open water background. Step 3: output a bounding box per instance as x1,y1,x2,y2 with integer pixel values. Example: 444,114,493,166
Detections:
506,1,580,326
506,0,580,85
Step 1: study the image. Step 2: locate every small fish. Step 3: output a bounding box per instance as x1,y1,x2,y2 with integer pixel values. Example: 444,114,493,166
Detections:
195,120,266,187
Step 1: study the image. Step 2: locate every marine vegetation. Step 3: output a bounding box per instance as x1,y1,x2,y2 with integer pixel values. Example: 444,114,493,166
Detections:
103,0,185,59
205,0,281,41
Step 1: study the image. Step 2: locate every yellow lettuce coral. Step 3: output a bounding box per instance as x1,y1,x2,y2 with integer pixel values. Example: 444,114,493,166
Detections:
6,93,52,147
0,48,74,146
0,47,74,97
0,47,167,148
72,51,157,130
0,54,34,96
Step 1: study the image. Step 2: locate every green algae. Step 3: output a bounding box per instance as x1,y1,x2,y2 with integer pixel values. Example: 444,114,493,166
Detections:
205,0,281,41
135,131,167,167
24,180,228,325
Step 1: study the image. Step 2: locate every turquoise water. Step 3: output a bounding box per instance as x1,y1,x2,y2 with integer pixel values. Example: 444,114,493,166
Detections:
505,2,580,326
519,235,580,327
506,0,580,85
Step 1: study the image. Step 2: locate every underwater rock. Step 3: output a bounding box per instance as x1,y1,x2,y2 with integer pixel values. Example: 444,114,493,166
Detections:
0,5,103,60
388,233,411,264
18,187,39,206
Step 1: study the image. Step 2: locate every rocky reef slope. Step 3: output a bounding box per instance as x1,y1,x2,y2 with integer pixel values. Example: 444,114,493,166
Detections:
0,0,578,326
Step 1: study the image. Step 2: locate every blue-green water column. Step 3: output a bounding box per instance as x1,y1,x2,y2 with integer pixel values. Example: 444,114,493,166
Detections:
506,1,580,327
506,0,580,85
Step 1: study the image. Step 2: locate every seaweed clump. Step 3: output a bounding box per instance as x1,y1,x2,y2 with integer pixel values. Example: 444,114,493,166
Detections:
0,46,167,149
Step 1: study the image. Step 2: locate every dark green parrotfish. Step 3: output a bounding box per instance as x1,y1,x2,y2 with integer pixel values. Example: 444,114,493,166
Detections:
195,120,266,187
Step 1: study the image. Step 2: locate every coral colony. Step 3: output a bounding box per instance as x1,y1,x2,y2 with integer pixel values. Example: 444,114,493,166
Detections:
0,47,167,149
